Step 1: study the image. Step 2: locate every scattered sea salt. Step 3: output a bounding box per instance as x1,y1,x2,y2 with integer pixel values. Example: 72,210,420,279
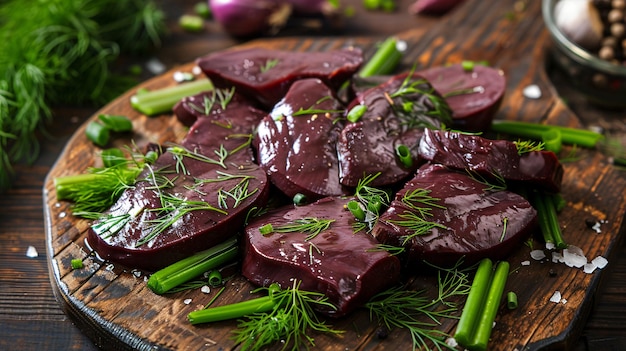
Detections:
591,221,602,234
146,58,166,75
592,256,608,269
58,211,66,218
201,286,211,294
583,263,597,274
523,84,542,99
562,245,587,268
184,298,192,305
545,242,555,250
521,260,531,266
192,66,202,75
552,251,563,263
26,246,38,258
446,337,458,347
530,249,546,260
550,291,561,302
173,71,194,82
106,263,115,271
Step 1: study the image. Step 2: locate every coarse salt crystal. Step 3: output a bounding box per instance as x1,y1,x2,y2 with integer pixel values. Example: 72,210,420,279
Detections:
530,249,546,260
523,84,542,99
552,251,563,263
26,246,38,258
583,262,597,274
446,337,458,347
201,286,211,294
563,245,587,268
592,222,602,233
592,256,608,269
521,260,531,266
549,291,562,303
184,298,192,305
146,58,166,75
545,242,555,250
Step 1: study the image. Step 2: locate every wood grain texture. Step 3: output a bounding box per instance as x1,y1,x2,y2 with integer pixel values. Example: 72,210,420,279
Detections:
39,0,626,350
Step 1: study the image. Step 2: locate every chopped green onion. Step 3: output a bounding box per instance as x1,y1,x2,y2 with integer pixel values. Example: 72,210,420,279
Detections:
507,291,518,309
358,36,405,77
293,193,307,206
147,237,238,295
130,78,214,116
454,259,493,347
194,2,211,18
347,104,367,123
541,129,562,153
347,200,366,221
491,120,604,148
86,121,110,147
455,259,511,351
208,270,223,287
97,114,133,133
71,258,83,269
395,144,413,168
179,14,204,32
188,283,281,324
101,148,126,168
259,223,274,235
461,60,475,72
529,190,567,249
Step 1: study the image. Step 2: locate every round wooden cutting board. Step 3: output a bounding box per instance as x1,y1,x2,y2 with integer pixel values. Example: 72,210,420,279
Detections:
43,1,626,350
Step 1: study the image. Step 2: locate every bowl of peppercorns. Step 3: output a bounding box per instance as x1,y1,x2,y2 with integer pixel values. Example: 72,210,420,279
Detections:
543,0,626,108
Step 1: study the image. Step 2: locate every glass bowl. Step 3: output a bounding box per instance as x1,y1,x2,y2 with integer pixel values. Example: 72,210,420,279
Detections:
542,0,626,108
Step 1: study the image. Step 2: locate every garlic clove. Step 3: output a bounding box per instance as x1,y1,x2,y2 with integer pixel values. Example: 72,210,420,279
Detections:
554,0,604,51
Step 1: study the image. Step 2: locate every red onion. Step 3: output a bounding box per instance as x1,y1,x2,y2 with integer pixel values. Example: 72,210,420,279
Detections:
209,0,292,37
409,0,465,15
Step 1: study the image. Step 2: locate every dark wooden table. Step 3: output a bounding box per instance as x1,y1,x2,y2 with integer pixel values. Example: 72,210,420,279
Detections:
1,0,625,350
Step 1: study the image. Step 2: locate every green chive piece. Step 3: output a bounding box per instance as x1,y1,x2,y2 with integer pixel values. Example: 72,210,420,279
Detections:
454,258,494,347
461,60,475,72
259,223,274,235
507,291,518,309
147,238,238,295
470,261,510,351
358,36,405,77
490,120,604,148
293,193,307,206
98,114,133,132
194,2,211,18
71,258,83,269
85,121,110,147
188,283,282,324
347,104,367,123
130,78,214,116
179,15,204,32
101,148,126,168
529,190,567,249
541,129,562,153
347,200,366,221
208,270,223,287
395,144,413,168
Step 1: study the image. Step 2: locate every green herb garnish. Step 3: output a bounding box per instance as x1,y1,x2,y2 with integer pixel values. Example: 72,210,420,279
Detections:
259,217,335,241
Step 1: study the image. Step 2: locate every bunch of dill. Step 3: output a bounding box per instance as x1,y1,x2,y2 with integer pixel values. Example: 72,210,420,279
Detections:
0,0,166,191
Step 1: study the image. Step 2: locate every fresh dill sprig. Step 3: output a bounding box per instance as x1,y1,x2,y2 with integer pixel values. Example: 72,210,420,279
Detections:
187,87,236,115
259,217,335,241
368,244,406,256
514,140,545,155
366,264,470,351
465,169,507,192
260,58,280,73
291,96,344,116
350,173,391,232
231,280,344,351
138,194,227,247
388,70,453,129
388,188,448,244
216,177,259,209
167,144,229,173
